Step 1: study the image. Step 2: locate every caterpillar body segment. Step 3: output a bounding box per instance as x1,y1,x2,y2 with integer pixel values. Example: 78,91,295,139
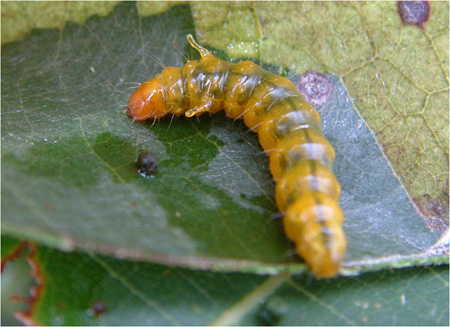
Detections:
127,34,346,278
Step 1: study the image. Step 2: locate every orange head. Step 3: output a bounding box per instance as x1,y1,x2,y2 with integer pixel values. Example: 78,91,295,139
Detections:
127,78,167,121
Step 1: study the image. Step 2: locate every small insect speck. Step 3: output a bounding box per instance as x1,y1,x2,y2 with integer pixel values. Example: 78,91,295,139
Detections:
296,71,335,107
89,67,95,73
136,151,157,178
397,1,430,29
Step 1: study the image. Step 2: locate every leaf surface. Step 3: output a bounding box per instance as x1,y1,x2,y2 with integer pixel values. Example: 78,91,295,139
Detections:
1,2,448,275
193,1,449,203
1,236,448,326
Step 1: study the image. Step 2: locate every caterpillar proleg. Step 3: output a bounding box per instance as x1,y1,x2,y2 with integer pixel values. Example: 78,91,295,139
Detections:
127,34,346,278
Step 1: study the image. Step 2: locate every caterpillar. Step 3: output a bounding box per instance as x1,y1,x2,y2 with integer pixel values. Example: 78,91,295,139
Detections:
127,34,346,278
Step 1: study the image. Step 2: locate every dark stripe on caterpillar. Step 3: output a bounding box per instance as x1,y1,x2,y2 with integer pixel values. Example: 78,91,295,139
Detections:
127,34,346,278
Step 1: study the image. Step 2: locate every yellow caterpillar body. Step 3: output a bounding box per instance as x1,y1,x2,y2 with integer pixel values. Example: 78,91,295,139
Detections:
128,35,346,278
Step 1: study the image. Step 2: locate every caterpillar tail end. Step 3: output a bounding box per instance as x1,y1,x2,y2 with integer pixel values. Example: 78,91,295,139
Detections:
283,193,347,279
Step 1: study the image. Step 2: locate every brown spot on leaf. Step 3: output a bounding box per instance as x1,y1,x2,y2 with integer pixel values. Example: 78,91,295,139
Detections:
9,295,30,303
87,300,106,318
92,300,106,316
296,71,334,107
1,241,45,326
413,194,449,232
397,1,430,29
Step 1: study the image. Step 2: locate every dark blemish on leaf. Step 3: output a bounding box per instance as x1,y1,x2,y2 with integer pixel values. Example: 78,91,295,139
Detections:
256,304,281,326
136,151,158,178
296,71,335,107
92,301,106,317
256,298,288,326
413,194,449,232
397,1,431,29
86,300,106,318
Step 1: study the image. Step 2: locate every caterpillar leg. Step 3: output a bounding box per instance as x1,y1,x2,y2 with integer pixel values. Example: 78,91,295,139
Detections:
185,97,223,118
185,100,213,117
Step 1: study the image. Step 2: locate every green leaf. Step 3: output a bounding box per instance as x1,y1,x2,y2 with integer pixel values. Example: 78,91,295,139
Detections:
1,2,447,276
1,236,22,258
1,236,448,325
193,0,449,216
0,1,120,44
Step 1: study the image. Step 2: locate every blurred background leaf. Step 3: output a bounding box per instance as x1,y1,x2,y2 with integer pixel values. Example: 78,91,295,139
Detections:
2,236,448,325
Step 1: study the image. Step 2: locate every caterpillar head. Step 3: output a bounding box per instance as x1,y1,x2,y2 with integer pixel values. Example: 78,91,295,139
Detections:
127,78,167,121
